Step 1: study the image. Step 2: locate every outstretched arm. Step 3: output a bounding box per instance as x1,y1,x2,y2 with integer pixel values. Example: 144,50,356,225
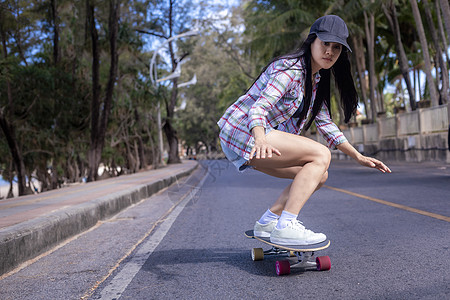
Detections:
336,141,391,173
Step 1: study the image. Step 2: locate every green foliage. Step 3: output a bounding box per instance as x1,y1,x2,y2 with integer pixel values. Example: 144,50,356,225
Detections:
243,0,331,61
176,10,254,153
243,0,447,119
0,0,447,194
0,0,163,192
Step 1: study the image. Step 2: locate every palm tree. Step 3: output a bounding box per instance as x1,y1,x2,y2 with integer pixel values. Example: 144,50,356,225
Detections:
409,0,439,107
363,4,379,121
382,0,416,110
351,34,370,118
436,1,449,67
423,0,449,105
440,0,450,50
437,0,450,150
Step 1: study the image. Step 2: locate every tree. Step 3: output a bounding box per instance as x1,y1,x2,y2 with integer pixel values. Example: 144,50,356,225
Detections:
422,0,449,105
142,0,198,164
86,0,120,181
243,0,320,63
409,0,439,107
440,0,450,51
435,1,449,67
351,34,370,118
439,0,450,145
178,8,254,154
0,2,32,196
382,0,416,110
0,0,163,197
363,1,380,120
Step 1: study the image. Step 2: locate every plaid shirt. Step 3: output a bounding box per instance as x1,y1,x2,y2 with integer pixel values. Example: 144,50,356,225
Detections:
217,57,347,160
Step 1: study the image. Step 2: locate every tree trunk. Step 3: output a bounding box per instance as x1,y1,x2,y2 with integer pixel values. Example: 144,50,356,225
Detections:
416,68,422,100
51,161,58,189
382,1,416,110
100,0,119,151
0,111,28,197
364,9,377,121
351,35,370,119
51,0,60,65
87,0,101,181
440,0,450,48
164,77,181,164
0,17,28,197
163,118,181,164
163,0,181,164
436,1,449,66
145,124,158,169
133,108,147,170
409,0,439,107
133,139,140,172
423,0,449,104
442,0,450,145
87,0,120,181
137,135,145,169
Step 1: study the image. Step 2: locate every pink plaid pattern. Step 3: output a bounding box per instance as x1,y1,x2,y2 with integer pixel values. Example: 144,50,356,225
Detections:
218,58,347,160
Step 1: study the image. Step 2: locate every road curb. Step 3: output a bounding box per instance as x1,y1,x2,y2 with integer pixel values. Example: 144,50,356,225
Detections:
0,161,198,276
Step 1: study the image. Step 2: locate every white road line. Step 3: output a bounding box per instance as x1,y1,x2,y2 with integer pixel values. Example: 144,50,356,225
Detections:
98,171,207,300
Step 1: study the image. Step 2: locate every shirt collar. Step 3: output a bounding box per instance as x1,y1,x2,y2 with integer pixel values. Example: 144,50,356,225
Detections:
314,72,321,83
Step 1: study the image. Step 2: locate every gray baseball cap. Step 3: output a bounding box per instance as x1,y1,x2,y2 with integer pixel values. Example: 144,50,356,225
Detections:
309,15,352,52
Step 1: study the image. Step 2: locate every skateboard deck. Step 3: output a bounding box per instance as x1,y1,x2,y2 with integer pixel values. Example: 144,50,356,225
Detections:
245,230,331,275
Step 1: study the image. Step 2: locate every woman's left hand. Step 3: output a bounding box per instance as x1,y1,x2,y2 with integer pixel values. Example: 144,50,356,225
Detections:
357,155,391,173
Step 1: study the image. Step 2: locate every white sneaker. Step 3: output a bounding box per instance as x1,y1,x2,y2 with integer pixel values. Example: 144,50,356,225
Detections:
270,220,326,245
254,220,278,238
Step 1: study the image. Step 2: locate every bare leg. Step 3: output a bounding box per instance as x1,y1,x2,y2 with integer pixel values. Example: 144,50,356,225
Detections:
263,171,328,216
249,130,331,215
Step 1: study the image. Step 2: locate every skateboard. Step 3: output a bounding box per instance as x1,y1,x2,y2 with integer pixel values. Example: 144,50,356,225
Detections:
245,230,331,276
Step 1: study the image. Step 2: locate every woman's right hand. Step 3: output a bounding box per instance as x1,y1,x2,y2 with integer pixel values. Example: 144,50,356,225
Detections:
250,126,281,159
250,138,281,159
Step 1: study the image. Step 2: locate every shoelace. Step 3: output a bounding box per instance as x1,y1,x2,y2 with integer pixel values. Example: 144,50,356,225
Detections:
289,220,315,234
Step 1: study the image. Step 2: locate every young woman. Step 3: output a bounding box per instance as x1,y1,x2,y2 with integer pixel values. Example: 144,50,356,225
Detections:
217,15,391,246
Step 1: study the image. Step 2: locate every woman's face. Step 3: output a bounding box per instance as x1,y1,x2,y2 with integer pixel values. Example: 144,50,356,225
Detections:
310,37,343,73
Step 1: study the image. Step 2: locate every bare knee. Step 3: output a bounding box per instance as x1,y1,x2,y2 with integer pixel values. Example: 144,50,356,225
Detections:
311,145,331,170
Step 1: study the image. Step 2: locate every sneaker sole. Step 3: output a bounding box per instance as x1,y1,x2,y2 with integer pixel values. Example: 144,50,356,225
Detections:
270,236,326,246
254,231,271,238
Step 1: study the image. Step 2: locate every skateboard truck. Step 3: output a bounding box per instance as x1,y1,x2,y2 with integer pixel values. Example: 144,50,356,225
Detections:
253,246,331,276
246,230,331,276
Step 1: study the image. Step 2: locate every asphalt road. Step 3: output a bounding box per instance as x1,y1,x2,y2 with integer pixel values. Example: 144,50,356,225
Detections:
1,159,449,299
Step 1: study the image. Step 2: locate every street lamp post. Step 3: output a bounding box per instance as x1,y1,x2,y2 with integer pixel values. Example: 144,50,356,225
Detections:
149,30,198,165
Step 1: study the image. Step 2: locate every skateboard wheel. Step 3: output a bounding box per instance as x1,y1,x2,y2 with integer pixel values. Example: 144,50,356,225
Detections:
275,260,291,276
289,251,296,257
251,248,264,261
316,256,331,271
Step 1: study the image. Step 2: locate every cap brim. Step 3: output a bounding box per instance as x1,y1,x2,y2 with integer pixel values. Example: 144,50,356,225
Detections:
316,32,352,52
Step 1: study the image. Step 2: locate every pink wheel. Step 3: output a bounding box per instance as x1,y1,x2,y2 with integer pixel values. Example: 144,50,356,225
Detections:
275,260,291,276
316,256,331,271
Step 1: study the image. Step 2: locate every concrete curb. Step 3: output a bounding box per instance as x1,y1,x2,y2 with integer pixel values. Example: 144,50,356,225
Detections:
0,161,198,276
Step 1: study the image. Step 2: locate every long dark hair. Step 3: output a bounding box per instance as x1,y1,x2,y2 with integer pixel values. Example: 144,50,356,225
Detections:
248,34,358,131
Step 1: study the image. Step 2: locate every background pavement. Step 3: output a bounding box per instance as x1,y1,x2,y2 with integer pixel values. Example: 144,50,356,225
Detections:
0,160,198,276
0,159,448,299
